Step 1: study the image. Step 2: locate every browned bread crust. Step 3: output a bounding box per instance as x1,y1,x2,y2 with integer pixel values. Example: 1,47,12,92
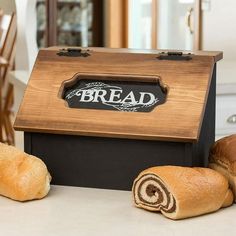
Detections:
209,135,236,202
210,134,236,174
0,142,51,201
132,166,233,220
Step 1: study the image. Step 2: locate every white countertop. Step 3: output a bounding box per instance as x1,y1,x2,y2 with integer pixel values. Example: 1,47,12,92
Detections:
1,185,235,236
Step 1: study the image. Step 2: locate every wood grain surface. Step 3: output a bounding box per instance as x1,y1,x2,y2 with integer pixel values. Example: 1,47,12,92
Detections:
14,47,222,142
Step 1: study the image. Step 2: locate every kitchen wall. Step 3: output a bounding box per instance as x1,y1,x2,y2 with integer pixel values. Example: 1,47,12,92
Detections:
0,0,38,71
14,0,38,71
202,0,236,61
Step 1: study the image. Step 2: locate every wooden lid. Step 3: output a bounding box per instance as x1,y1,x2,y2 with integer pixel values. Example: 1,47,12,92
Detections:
14,47,222,142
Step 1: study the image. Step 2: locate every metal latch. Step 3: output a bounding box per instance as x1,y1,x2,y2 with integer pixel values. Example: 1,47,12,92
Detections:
57,48,91,57
157,51,192,61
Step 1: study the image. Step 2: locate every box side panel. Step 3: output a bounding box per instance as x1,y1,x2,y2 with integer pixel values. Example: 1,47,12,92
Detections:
24,132,32,154
25,132,190,190
184,143,194,166
192,64,216,166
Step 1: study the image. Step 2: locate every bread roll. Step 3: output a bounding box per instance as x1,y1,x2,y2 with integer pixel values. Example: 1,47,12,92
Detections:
0,142,51,201
132,166,233,220
209,134,236,202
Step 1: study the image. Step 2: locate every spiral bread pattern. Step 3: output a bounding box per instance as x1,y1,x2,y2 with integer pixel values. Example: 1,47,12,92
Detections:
133,174,176,214
132,166,233,220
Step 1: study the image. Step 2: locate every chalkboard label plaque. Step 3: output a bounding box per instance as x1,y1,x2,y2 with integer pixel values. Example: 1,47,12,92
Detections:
62,74,168,113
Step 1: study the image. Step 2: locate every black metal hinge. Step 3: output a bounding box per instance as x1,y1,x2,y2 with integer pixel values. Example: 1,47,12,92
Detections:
157,51,192,61
57,48,91,57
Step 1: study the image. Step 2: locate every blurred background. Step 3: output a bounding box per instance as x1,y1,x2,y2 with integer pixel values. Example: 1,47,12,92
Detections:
0,0,235,149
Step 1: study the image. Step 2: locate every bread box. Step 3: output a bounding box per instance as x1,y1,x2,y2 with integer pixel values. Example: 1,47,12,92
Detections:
14,47,222,190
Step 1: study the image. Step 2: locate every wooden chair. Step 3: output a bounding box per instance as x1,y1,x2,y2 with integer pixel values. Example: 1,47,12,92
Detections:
0,12,17,145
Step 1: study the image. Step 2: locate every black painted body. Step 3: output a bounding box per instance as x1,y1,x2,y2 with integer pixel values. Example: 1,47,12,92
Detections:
24,66,216,191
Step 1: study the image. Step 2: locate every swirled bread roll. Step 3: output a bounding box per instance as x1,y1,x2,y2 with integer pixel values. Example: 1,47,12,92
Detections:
209,134,236,202
132,166,233,220
0,142,51,201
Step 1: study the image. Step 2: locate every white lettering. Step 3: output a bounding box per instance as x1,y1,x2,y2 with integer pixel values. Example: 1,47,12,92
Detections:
75,91,82,97
121,91,137,104
93,89,107,103
139,92,156,105
107,89,122,103
80,90,94,102
73,84,158,110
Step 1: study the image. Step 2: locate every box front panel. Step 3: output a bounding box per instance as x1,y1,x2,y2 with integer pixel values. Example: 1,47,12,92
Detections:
25,132,191,190
15,48,219,142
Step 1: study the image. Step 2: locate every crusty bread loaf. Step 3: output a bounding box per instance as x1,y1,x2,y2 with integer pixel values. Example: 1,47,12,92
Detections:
209,134,236,202
132,166,233,220
222,188,234,208
0,142,51,201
